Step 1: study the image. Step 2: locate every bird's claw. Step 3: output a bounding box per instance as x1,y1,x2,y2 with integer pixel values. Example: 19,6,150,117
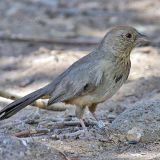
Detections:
97,120,105,129
59,129,89,139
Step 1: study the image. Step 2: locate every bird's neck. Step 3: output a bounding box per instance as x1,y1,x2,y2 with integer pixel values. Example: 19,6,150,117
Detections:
115,55,131,67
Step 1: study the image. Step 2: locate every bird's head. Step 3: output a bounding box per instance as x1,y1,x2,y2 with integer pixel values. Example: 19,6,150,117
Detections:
99,26,148,58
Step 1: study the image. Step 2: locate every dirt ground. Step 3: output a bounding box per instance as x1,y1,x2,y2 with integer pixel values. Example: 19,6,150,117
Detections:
0,0,160,160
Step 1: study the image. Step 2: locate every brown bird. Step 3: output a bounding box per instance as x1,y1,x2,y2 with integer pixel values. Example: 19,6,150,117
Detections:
0,26,147,129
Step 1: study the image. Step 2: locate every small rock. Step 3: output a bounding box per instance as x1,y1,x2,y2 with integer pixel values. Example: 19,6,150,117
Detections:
126,127,143,144
108,113,116,123
51,134,60,140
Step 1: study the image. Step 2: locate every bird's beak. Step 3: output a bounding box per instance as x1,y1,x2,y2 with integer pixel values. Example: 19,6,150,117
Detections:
136,32,150,46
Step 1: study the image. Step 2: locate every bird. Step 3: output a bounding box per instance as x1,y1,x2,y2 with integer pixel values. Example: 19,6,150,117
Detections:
0,26,147,130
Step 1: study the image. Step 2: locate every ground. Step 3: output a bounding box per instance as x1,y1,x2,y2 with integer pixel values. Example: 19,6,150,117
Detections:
0,0,160,160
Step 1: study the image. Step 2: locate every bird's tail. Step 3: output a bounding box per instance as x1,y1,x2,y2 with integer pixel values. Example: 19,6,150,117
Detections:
0,85,52,120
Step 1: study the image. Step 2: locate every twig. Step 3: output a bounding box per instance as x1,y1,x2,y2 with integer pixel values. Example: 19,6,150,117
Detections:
47,121,96,129
14,128,50,138
0,90,21,100
0,120,24,129
56,150,71,160
0,34,98,45
59,130,85,139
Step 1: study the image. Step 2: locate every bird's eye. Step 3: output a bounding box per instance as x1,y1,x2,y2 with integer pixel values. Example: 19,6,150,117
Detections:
125,33,132,38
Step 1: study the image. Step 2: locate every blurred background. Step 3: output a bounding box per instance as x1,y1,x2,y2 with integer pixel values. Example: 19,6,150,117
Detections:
0,0,160,90
0,0,160,54
0,1,160,160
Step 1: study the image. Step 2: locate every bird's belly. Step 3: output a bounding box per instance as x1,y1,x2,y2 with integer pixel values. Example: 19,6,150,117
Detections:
67,79,124,107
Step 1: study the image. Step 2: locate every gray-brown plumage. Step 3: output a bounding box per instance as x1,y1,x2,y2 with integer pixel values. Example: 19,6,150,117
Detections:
0,26,147,129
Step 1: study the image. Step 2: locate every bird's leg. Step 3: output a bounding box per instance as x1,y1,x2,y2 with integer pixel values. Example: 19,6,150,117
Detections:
55,106,89,139
79,118,87,130
75,106,87,130
89,104,105,129
59,106,87,139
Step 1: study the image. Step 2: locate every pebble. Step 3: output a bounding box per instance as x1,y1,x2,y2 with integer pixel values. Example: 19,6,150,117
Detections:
126,127,143,144
108,113,116,123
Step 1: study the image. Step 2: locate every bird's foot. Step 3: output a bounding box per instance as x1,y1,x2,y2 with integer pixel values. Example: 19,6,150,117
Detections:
96,120,106,129
58,128,89,139
90,112,106,129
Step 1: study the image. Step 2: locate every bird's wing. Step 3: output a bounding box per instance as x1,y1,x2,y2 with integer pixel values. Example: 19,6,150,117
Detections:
48,55,104,105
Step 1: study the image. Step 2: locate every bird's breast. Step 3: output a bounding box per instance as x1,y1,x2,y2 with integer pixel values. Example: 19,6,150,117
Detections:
91,58,131,103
